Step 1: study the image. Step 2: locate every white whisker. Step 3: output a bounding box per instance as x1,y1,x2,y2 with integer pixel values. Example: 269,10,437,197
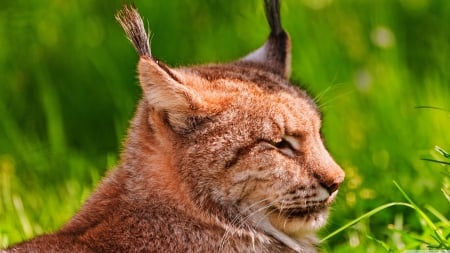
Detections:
217,198,274,252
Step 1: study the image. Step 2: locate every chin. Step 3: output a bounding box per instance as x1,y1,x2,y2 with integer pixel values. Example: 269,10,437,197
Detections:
268,208,329,238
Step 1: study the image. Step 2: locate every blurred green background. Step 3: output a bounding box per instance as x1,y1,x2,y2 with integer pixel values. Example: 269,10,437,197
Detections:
0,0,449,252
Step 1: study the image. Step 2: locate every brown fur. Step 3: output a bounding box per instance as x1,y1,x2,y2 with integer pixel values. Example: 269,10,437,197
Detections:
4,1,344,253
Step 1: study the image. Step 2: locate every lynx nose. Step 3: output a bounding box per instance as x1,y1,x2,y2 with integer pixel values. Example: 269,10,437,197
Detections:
320,175,344,194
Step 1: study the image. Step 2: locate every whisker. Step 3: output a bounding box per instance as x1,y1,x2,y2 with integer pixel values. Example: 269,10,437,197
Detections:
313,78,344,103
217,198,273,252
317,89,354,110
313,85,335,104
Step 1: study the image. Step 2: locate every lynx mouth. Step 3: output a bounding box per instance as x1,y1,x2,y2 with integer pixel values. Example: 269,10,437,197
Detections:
271,203,328,219
266,204,330,236
271,189,338,219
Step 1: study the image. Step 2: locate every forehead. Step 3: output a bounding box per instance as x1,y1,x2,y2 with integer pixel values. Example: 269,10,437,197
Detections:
264,87,321,135
187,62,321,134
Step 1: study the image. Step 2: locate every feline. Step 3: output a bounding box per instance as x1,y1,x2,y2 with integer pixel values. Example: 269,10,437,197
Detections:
3,0,344,252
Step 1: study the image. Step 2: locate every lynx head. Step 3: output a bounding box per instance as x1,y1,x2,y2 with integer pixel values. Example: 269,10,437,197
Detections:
116,1,344,251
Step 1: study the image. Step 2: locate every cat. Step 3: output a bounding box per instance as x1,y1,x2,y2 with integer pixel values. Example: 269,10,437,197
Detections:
3,0,344,252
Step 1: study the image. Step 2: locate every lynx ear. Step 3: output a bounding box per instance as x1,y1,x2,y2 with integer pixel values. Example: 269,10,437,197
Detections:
116,5,200,130
242,0,291,78
138,57,201,129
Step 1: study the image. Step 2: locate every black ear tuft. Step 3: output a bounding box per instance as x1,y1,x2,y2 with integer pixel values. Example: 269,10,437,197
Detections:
116,5,151,57
264,0,283,37
242,0,291,78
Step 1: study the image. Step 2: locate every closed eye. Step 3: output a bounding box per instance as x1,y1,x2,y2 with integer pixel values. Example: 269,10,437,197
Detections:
271,135,300,157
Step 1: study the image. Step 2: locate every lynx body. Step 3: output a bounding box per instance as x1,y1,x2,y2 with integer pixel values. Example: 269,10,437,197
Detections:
4,1,344,252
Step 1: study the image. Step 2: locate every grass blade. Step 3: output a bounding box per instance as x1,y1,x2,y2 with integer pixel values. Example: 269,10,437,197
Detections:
435,146,450,159
393,181,448,247
420,158,450,166
321,202,414,242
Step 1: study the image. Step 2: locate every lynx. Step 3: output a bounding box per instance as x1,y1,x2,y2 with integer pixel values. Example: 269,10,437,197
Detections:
3,0,344,252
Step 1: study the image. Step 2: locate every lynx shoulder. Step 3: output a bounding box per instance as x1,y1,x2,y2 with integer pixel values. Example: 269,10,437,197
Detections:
4,1,344,252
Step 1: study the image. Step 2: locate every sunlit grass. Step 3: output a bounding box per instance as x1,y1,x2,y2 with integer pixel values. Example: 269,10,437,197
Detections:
322,180,449,250
0,0,449,251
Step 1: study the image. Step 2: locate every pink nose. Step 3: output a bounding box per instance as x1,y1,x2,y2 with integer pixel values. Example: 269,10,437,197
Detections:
321,175,344,194
313,161,345,194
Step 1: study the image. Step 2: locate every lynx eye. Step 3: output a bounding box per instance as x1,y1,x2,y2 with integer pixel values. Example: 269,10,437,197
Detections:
272,135,300,157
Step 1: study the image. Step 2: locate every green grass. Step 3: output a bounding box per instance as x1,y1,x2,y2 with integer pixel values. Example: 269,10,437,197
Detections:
322,180,450,251
0,0,449,251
